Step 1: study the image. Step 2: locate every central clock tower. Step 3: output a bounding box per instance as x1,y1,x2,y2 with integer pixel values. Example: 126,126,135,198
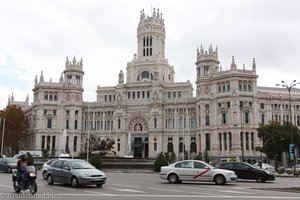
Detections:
126,8,175,84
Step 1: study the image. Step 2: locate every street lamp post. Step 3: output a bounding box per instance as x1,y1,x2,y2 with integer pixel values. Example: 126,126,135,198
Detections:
0,118,5,156
240,106,244,162
276,80,300,174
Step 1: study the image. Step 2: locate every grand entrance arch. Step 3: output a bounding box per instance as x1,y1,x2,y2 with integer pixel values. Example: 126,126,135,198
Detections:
127,115,149,158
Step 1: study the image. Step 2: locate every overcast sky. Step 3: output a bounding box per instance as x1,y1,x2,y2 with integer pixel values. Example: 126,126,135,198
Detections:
1,0,300,109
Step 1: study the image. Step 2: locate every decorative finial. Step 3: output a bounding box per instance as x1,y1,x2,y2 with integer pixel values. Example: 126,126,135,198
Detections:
252,58,256,71
231,56,237,69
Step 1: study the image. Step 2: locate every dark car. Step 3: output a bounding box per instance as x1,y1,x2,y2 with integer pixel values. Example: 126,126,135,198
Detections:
46,159,106,188
216,161,275,183
0,157,18,173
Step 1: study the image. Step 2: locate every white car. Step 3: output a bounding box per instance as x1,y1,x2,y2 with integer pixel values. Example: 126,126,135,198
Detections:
254,163,275,173
159,160,237,185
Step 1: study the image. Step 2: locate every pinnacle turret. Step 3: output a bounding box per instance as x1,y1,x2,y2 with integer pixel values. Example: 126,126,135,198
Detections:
39,71,44,82
139,7,164,26
252,58,256,71
230,56,237,69
196,44,218,61
65,56,83,70
35,74,38,85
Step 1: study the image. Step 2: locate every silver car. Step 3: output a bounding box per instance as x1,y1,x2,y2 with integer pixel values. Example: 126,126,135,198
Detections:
42,159,57,180
159,160,237,185
46,159,106,187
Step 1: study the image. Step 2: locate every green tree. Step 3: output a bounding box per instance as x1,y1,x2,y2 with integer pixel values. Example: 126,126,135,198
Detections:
204,149,209,163
194,152,203,160
154,152,168,172
257,121,300,164
89,154,102,169
0,105,27,155
42,149,49,157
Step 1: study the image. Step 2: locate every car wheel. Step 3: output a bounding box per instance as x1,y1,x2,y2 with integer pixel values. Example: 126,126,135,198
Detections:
256,174,266,183
214,175,226,185
7,167,12,173
96,184,103,187
47,174,54,185
42,171,47,180
168,173,179,184
71,177,79,188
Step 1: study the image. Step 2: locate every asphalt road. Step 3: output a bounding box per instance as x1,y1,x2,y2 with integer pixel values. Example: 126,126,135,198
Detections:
0,170,300,200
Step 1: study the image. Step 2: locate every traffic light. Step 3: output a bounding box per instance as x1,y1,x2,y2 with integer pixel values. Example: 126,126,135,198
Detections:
289,143,295,160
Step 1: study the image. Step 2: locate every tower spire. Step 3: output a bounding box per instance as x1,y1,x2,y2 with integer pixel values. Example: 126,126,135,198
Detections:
230,56,237,69
40,71,44,82
252,58,256,71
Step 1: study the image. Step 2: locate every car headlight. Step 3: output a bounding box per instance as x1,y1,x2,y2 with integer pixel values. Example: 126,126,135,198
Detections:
29,172,37,177
80,173,90,177
265,171,272,175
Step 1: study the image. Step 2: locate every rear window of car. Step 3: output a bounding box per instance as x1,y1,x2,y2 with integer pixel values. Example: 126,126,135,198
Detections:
193,161,207,169
54,160,63,168
221,163,235,168
175,161,192,168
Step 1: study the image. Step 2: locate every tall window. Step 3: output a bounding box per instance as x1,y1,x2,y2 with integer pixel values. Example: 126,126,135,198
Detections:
245,111,249,124
222,112,227,124
154,118,157,128
179,137,184,153
118,119,121,129
42,136,45,150
73,136,77,152
205,115,210,126
47,119,52,129
74,120,78,129
66,120,69,129
52,136,56,151
205,133,211,150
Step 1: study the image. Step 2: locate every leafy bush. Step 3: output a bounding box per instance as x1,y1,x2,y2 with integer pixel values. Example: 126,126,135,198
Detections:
42,149,49,157
154,152,168,172
194,152,203,160
26,152,34,166
89,154,102,169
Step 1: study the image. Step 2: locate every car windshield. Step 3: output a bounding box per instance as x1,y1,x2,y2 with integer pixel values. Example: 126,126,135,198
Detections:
69,160,94,169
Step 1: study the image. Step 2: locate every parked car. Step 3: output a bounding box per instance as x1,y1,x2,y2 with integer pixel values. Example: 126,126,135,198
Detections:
254,163,276,173
46,159,106,187
216,161,275,182
0,157,18,173
286,164,300,174
42,159,57,180
159,160,237,185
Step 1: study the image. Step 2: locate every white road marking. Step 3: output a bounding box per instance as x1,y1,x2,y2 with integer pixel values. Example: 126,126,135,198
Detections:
112,183,139,188
83,190,114,196
221,190,249,194
104,187,146,193
148,187,183,192
53,186,76,191
0,184,12,189
191,191,221,196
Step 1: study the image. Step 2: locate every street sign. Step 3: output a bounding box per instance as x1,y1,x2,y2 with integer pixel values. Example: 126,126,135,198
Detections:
289,143,295,160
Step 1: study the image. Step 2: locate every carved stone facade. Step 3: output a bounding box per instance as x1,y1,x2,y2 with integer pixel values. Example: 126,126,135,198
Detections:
15,8,300,162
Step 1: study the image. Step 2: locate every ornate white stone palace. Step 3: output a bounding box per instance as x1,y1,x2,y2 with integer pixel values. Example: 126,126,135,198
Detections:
10,8,300,162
